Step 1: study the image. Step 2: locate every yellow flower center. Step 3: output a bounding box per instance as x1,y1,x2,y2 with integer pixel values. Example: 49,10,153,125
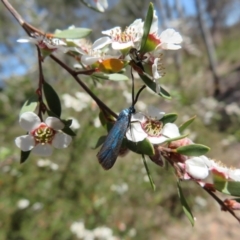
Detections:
142,119,163,137
32,124,55,144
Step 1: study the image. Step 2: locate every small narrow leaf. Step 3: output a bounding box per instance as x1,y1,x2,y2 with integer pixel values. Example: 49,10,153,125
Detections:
62,126,76,136
20,150,31,164
161,113,178,124
142,155,156,191
138,73,171,99
20,94,38,115
179,116,196,133
140,3,154,51
93,72,129,81
176,144,210,156
54,28,92,39
43,81,61,117
177,182,195,226
162,134,189,144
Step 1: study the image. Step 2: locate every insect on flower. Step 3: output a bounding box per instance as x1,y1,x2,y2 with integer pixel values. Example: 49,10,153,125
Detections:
97,86,146,170
97,106,135,170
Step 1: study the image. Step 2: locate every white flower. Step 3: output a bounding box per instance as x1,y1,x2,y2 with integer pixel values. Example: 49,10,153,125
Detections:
110,183,128,195
95,0,108,12
17,199,30,209
126,106,180,144
158,28,183,50
93,226,113,239
32,202,44,211
15,112,72,156
93,19,144,50
70,221,85,239
146,11,182,51
69,117,81,130
185,156,210,180
208,160,240,182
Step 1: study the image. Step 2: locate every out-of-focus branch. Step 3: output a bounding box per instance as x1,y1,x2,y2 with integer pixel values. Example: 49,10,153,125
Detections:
195,0,220,97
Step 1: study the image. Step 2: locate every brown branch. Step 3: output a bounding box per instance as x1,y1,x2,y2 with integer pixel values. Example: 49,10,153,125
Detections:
203,186,240,223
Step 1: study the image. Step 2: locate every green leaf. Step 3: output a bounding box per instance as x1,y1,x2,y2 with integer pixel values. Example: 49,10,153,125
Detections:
176,144,210,156
92,136,107,149
20,150,31,164
93,73,129,81
20,94,38,115
213,175,240,197
179,116,196,133
62,119,73,127
54,28,92,39
124,138,155,156
108,73,129,81
162,134,189,144
142,155,156,191
161,113,178,125
138,72,171,99
177,182,195,226
140,3,154,52
62,126,76,137
43,81,61,117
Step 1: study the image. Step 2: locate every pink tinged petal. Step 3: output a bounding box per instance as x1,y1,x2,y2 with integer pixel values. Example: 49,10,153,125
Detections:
52,132,72,149
32,144,53,156
45,117,64,130
161,123,180,138
92,37,112,50
185,157,209,179
126,122,147,142
15,135,35,151
19,112,41,131
147,106,165,119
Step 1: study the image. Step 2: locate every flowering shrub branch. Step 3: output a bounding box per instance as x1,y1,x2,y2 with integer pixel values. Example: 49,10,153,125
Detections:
2,0,240,225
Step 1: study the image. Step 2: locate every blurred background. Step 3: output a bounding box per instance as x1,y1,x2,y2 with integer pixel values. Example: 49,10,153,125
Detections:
1,0,240,239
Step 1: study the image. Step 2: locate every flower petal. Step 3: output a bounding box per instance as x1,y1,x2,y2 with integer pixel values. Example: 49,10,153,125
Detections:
112,41,133,50
130,112,146,122
15,135,35,151
52,132,72,149
45,117,64,130
159,28,182,50
148,135,168,144
126,122,147,142
161,123,180,138
185,156,209,179
147,106,165,119
32,144,53,156
92,37,112,50
81,55,101,66
19,112,41,131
